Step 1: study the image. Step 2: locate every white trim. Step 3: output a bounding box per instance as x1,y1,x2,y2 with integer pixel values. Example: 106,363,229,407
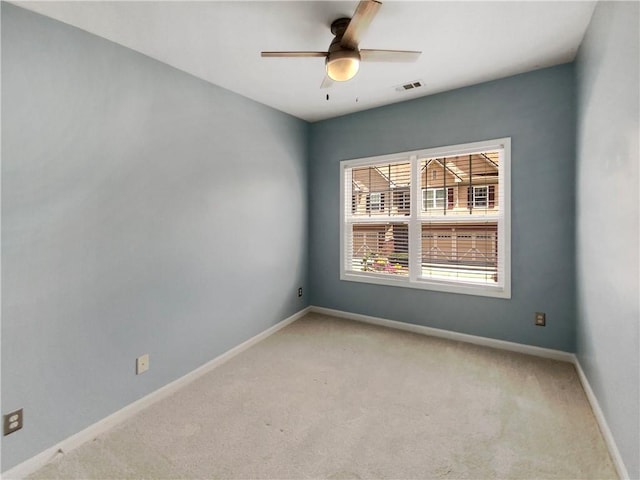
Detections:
341,271,510,299
498,137,511,299
340,166,349,278
4,305,629,480
1,307,311,480
340,138,509,169
572,358,630,480
418,214,501,223
310,306,574,362
409,154,420,283
345,215,411,224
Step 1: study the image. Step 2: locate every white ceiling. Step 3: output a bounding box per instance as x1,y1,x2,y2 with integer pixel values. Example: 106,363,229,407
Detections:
13,1,596,122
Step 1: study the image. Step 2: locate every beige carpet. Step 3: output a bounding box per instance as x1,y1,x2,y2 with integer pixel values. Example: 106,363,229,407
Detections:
28,313,616,479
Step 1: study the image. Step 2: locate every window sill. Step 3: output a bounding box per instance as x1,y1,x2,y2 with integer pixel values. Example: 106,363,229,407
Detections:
341,271,511,299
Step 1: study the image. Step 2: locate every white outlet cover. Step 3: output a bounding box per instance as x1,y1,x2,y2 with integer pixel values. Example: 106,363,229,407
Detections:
136,354,149,374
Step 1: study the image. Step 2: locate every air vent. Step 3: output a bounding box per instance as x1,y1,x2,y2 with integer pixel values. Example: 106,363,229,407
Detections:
395,80,424,92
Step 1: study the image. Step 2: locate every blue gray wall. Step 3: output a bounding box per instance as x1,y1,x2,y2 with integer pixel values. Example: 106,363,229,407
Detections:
575,2,639,478
3,0,638,476
309,65,577,352
1,3,308,470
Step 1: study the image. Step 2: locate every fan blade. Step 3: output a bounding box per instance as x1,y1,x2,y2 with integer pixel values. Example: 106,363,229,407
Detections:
261,51,327,58
360,49,421,62
320,75,334,89
341,0,382,50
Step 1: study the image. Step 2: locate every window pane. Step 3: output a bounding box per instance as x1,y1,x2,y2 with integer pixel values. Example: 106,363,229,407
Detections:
423,189,432,210
435,188,445,208
421,222,498,284
421,151,500,216
350,161,411,217
348,223,409,277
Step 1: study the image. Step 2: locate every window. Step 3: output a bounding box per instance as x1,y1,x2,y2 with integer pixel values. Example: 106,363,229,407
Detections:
422,187,455,211
368,192,384,211
341,138,510,298
473,186,488,207
394,189,411,212
423,188,445,209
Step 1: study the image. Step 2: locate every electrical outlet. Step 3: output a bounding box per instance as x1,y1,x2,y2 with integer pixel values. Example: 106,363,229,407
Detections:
535,312,546,326
298,287,303,298
136,354,149,374
4,409,23,436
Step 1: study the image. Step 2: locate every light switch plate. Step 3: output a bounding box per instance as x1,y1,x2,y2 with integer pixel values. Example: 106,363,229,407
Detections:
136,354,149,374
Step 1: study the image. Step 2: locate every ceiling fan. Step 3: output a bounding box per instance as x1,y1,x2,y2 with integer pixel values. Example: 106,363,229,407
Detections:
261,0,421,88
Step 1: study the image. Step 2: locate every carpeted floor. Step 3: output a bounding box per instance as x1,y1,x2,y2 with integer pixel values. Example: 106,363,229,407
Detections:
28,313,617,479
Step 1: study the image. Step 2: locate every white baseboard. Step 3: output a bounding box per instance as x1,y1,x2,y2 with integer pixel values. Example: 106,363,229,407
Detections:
4,305,629,480
310,306,575,362
572,359,629,480
1,306,311,480
309,305,629,479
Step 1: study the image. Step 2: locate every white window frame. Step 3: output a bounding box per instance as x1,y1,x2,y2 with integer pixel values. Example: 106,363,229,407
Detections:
473,185,488,208
340,138,511,299
423,187,446,210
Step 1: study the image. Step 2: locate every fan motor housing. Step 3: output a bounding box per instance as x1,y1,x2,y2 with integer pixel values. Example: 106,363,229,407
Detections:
330,17,351,36
326,48,361,64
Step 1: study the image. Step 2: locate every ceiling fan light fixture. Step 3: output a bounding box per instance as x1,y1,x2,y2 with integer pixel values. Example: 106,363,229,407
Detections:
326,50,361,82
261,1,421,88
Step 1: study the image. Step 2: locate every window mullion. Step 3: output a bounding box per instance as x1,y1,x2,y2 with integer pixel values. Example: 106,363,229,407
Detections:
409,154,420,282
342,167,352,275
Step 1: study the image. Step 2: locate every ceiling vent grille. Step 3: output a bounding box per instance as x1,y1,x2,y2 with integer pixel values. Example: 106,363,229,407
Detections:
396,80,424,92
